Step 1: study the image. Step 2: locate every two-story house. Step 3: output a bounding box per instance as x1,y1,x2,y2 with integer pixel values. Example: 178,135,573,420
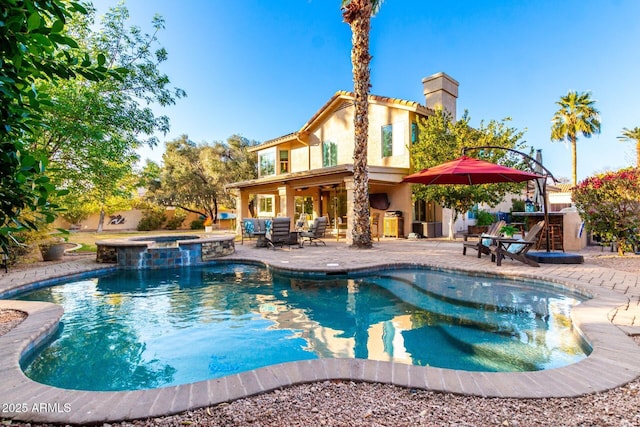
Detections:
228,72,459,241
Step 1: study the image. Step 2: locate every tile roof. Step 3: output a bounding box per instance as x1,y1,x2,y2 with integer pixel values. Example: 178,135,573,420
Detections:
554,183,575,193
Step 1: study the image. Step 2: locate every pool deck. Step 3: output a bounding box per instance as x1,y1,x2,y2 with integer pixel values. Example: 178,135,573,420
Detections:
1,238,639,424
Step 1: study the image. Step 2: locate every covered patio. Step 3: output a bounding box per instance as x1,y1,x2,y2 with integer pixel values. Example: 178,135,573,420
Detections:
227,165,414,242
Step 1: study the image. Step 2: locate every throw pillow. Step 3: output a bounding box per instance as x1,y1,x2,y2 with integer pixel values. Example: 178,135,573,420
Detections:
244,220,254,234
506,240,527,254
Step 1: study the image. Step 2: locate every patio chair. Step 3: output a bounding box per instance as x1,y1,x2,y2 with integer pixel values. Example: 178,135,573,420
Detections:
265,217,299,249
300,216,328,246
240,219,258,245
462,220,506,257
491,220,545,267
295,213,307,231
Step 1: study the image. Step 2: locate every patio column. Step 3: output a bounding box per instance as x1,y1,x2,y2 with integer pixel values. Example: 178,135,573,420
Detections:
277,185,294,225
313,187,322,218
234,189,250,234
343,177,355,245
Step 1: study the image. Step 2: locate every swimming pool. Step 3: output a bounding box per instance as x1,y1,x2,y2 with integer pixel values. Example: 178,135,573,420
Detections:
17,262,590,391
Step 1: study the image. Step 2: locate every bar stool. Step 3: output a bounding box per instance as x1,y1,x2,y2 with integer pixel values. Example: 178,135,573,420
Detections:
536,224,563,251
548,224,564,251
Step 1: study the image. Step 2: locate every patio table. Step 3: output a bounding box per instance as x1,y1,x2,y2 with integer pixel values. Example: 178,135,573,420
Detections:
253,231,267,248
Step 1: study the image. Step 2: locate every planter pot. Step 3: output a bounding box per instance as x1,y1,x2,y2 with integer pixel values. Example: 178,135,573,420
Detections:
40,243,66,261
205,226,213,233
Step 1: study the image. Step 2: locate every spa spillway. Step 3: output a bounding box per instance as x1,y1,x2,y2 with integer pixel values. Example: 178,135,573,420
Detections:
96,234,235,269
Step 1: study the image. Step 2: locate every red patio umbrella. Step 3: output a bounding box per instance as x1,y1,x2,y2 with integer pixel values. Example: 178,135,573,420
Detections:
402,156,543,185
403,155,554,252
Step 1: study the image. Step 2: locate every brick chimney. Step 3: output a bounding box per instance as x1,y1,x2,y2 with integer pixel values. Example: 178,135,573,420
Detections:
422,72,459,119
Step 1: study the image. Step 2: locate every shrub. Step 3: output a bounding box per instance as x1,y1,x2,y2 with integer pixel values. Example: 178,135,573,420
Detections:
165,211,187,230
137,208,166,231
572,168,640,255
190,218,205,230
475,209,496,226
510,198,525,213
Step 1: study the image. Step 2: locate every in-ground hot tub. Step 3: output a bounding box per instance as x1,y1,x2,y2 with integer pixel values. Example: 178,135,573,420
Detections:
96,234,235,269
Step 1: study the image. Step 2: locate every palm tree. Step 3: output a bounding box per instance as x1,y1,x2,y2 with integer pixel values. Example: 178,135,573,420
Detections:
617,127,640,168
550,91,601,186
341,0,383,248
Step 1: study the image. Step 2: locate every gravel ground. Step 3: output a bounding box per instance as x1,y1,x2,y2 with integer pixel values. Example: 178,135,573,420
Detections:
1,253,639,426
0,309,26,336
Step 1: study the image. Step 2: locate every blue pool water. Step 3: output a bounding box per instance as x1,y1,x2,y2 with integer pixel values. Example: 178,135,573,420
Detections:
16,263,590,391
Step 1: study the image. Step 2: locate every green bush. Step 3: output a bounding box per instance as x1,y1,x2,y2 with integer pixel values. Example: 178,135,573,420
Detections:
166,211,187,230
190,218,205,230
510,199,525,213
475,209,496,226
137,208,166,231
510,199,525,223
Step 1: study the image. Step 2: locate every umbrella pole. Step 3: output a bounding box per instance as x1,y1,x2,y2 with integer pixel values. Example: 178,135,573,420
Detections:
534,178,551,252
542,180,550,252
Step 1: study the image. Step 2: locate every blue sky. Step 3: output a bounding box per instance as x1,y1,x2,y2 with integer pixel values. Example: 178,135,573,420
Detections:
91,0,640,182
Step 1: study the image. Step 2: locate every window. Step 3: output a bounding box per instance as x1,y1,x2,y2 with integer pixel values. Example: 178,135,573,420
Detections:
323,141,338,167
294,196,314,223
279,150,289,174
382,123,405,158
467,204,479,220
258,149,275,177
381,124,393,157
257,195,274,216
411,122,418,143
413,199,437,222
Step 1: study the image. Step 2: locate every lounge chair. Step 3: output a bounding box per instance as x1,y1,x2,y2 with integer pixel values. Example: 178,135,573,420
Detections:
491,220,545,267
265,217,299,249
462,220,506,257
300,216,328,246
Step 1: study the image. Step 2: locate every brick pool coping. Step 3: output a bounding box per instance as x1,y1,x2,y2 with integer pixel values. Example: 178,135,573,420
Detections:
1,240,640,424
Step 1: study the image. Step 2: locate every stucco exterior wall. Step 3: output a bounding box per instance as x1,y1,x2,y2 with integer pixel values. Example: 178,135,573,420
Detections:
289,102,415,172
290,145,309,173
367,103,413,169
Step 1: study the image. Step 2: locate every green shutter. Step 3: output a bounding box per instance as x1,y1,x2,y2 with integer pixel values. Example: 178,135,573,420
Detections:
382,125,393,157
323,141,338,167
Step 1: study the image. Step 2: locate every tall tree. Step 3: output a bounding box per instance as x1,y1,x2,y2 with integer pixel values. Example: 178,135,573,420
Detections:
24,4,184,232
411,108,528,238
341,0,383,249
550,91,601,186
0,0,111,251
144,135,257,222
617,127,640,168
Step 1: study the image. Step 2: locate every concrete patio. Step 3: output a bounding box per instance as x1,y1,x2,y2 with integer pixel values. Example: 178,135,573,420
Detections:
0,238,639,424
